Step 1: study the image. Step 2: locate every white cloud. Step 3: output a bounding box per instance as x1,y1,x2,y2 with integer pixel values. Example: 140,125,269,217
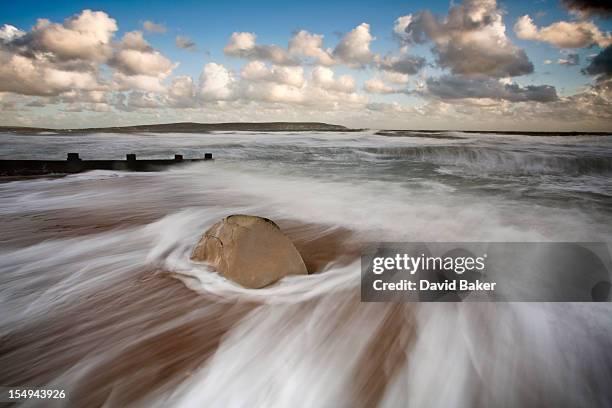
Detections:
0,10,175,98
514,15,611,48
127,91,161,108
242,82,305,104
393,15,412,40
240,61,305,87
224,32,297,65
112,72,166,92
0,50,101,96
59,89,108,104
118,30,150,51
200,62,235,100
311,66,356,93
110,55,172,87
0,24,25,43
404,0,533,78
364,78,396,94
332,23,375,67
108,31,177,92
237,64,363,105
288,30,335,66
30,10,117,62
167,75,196,108
111,32,175,76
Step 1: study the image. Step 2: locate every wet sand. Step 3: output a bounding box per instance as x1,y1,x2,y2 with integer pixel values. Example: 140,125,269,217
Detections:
0,212,372,407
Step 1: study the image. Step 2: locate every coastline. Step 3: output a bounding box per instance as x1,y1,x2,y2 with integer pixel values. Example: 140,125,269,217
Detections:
1,123,609,136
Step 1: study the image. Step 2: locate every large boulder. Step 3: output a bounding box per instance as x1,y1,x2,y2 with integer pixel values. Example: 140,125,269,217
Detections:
190,215,308,288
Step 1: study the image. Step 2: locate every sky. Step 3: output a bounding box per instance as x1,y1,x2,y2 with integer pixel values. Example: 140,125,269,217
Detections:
0,0,611,130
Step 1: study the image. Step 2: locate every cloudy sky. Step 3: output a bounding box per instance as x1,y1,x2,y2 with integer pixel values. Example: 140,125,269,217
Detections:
1,0,611,130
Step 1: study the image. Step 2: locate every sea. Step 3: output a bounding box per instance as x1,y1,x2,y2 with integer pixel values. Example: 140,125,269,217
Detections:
0,130,611,407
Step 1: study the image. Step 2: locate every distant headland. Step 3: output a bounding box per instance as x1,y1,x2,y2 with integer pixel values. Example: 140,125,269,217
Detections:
0,123,608,136
0,122,359,134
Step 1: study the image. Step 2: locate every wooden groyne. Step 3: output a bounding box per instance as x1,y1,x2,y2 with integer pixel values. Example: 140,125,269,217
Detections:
0,153,213,176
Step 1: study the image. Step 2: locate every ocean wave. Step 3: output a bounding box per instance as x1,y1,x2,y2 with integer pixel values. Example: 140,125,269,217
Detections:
360,145,612,175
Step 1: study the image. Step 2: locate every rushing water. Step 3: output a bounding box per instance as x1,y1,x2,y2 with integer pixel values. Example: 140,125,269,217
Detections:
0,130,611,407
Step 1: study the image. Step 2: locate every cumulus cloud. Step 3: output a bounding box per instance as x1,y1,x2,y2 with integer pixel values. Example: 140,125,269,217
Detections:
57,89,109,104
240,64,363,105
109,31,176,92
0,10,177,99
332,23,375,67
200,62,235,100
222,24,382,70
514,15,611,48
0,10,119,96
20,10,118,62
181,61,364,107
402,0,533,78
241,61,305,87
425,75,558,102
176,36,197,51
364,78,394,94
112,72,165,93
127,91,161,109
305,69,365,106
393,15,412,41
111,31,175,76
2,7,609,129
363,77,408,94
500,80,612,125
114,91,162,111
0,24,25,42
241,80,305,104
118,30,151,51
142,20,166,34
0,51,100,95
311,66,356,93
288,30,335,66
166,75,196,108
224,32,298,65
561,0,612,19
224,25,377,68
377,53,426,75
0,8,370,111
112,48,174,77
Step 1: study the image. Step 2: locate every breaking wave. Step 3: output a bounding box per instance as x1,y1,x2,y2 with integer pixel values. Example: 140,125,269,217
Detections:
1,131,611,407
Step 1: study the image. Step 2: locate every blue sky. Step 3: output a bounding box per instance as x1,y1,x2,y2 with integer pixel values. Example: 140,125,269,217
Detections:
0,0,610,130
3,0,601,80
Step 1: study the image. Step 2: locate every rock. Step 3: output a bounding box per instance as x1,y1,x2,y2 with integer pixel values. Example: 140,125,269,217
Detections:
190,215,308,288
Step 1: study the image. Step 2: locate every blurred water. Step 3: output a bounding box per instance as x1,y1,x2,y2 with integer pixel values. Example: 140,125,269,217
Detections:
0,130,611,407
